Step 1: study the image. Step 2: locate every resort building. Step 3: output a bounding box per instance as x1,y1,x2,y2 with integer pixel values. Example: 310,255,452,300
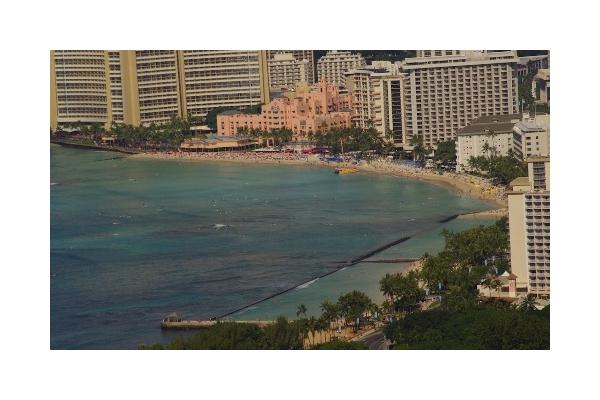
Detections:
508,157,550,298
51,50,270,131
344,65,403,144
456,113,550,172
455,114,522,172
317,51,366,89
267,53,312,90
216,80,352,139
266,50,315,84
532,69,550,105
477,271,522,300
397,50,519,148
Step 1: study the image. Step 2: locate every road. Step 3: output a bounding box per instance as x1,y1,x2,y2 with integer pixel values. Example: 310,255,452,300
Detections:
360,330,390,350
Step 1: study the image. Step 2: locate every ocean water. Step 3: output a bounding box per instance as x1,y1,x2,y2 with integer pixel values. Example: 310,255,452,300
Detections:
50,144,494,349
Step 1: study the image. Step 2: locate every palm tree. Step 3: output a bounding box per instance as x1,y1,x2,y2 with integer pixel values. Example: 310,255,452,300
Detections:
410,134,426,162
518,294,539,312
296,303,307,319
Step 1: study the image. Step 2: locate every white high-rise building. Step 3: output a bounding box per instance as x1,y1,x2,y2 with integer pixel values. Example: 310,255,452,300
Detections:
508,157,550,298
345,65,402,144
267,53,311,90
398,50,520,148
317,50,366,88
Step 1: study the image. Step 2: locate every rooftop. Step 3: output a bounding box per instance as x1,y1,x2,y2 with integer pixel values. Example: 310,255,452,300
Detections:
510,177,530,187
457,114,522,135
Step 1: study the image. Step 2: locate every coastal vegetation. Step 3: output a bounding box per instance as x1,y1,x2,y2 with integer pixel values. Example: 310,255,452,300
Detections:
384,304,550,349
378,217,550,350
52,115,199,150
141,290,379,350
468,149,527,185
433,140,457,163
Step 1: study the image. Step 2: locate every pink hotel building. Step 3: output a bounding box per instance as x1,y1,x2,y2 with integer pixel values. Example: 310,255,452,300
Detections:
217,81,353,140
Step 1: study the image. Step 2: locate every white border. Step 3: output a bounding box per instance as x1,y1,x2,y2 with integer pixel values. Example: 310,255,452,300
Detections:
1,0,598,399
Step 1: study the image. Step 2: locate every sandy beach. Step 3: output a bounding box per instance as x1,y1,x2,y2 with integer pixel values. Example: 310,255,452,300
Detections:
132,151,508,208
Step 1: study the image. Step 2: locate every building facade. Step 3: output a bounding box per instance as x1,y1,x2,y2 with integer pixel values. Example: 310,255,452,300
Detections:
532,69,550,105
516,55,549,77
398,50,520,148
508,157,550,298
51,50,270,130
216,80,352,139
267,53,311,90
455,114,522,172
51,50,112,130
344,65,403,144
266,50,315,84
456,113,550,172
317,51,366,89
513,113,550,159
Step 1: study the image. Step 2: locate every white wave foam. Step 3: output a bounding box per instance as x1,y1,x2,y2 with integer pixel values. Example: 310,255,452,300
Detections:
213,224,232,229
297,278,318,289
50,182,59,186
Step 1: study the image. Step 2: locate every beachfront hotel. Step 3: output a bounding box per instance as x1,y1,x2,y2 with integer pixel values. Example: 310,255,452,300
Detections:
455,112,550,172
317,51,366,89
397,50,520,148
507,157,550,298
51,50,270,130
216,80,352,139
344,65,403,144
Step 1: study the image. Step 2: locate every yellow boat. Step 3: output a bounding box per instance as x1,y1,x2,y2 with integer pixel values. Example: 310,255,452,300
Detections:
335,167,359,175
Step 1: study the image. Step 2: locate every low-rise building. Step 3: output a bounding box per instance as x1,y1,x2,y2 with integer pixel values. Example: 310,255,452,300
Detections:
456,113,550,172
179,134,258,152
508,157,550,299
455,114,522,172
216,80,352,140
512,113,550,159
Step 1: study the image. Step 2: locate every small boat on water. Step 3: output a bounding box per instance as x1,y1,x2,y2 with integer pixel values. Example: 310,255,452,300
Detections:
335,167,359,175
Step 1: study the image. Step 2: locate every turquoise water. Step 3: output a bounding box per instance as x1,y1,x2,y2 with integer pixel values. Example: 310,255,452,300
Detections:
50,144,493,349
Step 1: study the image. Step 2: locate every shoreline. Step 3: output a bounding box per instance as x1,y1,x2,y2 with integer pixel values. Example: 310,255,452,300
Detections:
132,151,508,209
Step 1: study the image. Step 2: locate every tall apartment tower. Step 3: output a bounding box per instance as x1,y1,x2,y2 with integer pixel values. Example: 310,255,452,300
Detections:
317,51,366,89
50,50,112,130
345,65,403,144
179,50,266,120
266,50,315,84
266,53,311,90
51,50,269,130
121,50,182,126
399,50,519,148
508,157,550,298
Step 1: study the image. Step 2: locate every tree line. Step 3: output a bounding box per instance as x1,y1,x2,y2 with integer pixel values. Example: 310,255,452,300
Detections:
140,289,378,350
378,217,549,349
